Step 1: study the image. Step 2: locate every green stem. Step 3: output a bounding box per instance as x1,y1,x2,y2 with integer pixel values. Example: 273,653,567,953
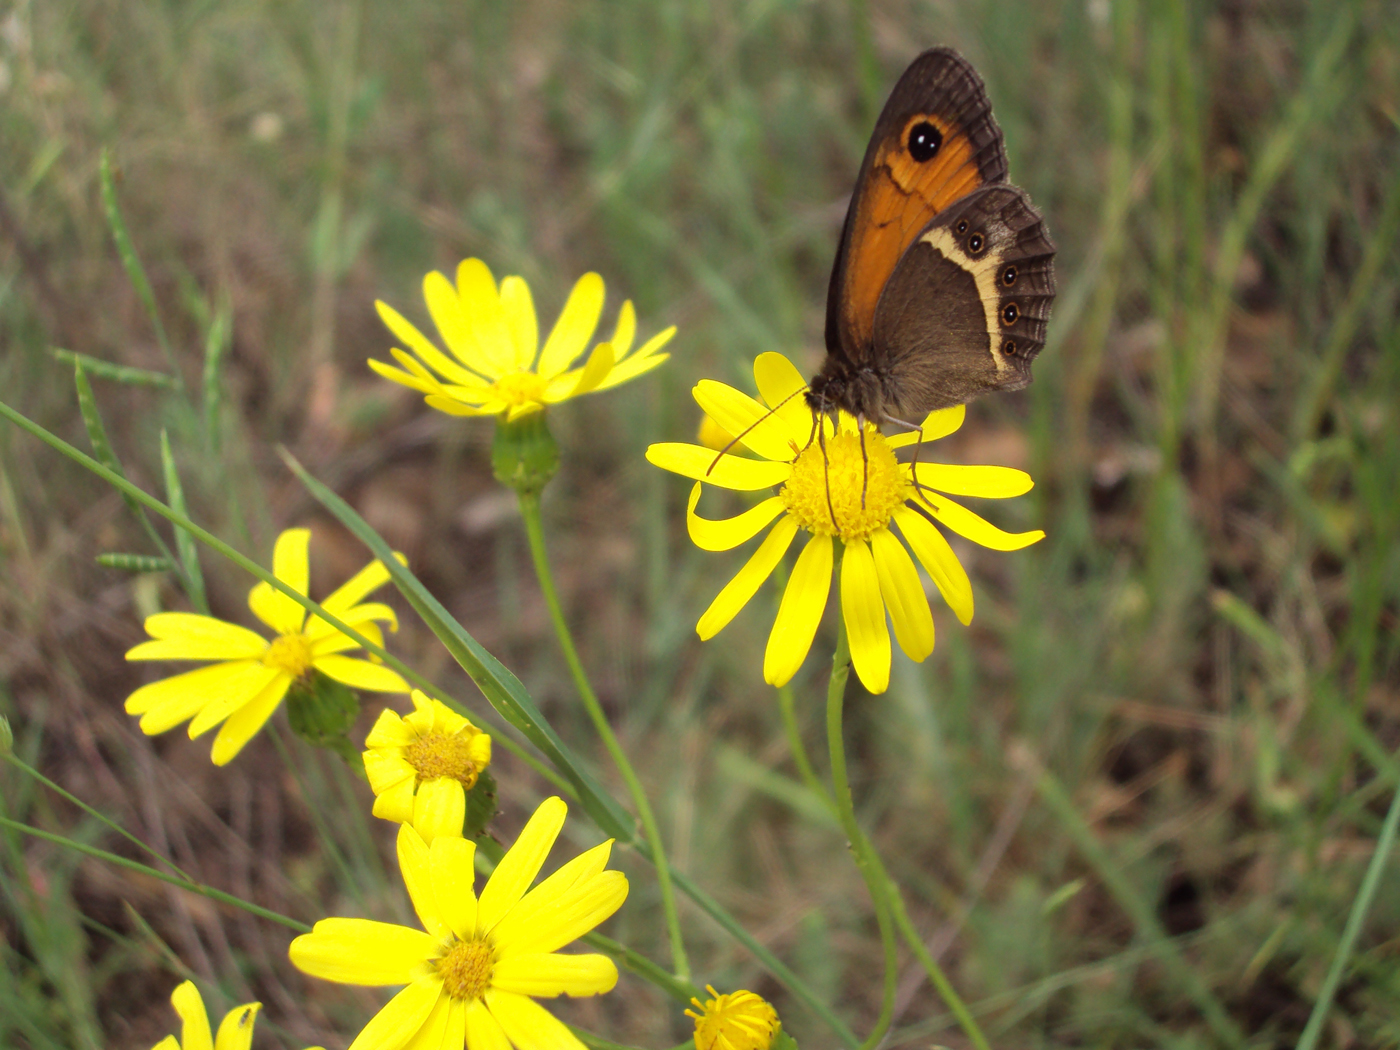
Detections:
777,681,831,807
824,608,898,1049
886,890,990,1050
518,491,690,983
1296,770,1400,1050
3,752,194,883
0,814,310,932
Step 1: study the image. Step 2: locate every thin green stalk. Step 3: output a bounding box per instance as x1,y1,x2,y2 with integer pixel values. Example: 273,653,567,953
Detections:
777,680,832,808
0,815,310,932
1296,772,1400,1050
3,752,193,883
518,491,690,982
824,611,898,1049
885,889,990,1050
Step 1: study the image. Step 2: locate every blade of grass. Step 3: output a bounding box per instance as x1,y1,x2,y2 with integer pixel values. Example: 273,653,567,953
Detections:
160,428,207,614
49,348,175,388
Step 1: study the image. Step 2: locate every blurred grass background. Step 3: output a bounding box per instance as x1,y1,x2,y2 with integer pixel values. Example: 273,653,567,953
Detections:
2,0,1399,1046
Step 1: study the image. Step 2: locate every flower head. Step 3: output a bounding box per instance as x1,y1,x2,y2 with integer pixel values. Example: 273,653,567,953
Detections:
148,980,318,1050
290,796,626,1050
686,986,781,1050
646,352,1044,694
370,258,675,421
365,690,493,844
125,529,409,765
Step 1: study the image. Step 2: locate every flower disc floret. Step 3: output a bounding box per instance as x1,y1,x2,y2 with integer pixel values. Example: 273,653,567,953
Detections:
781,429,906,540
438,938,496,1001
645,351,1046,695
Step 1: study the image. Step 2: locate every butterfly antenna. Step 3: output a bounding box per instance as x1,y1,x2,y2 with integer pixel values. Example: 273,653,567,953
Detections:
817,419,838,530
704,386,807,476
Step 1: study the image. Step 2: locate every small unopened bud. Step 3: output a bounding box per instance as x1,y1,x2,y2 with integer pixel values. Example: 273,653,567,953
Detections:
492,410,560,497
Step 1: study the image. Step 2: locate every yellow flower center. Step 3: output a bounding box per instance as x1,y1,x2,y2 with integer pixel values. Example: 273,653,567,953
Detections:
404,732,483,789
437,938,494,1001
492,370,548,408
686,988,779,1050
780,428,906,541
261,633,314,677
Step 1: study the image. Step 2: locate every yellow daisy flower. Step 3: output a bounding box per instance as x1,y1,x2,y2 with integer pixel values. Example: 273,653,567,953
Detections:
364,690,493,844
645,352,1045,695
686,986,781,1050
289,796,627,1050
369,258,675,421
149,980,323,1050
125,528,409,766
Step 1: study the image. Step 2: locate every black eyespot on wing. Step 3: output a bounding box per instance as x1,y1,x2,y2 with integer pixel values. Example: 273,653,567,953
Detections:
955,219,969,235
1002,264,1017,286
907,121,943,162
1003,339,1018,356
1001,302,1019,325
968,232,984,253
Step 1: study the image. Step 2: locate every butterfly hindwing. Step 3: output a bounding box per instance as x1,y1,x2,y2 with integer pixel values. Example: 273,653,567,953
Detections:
825,48,1010,368
868,184,1057,416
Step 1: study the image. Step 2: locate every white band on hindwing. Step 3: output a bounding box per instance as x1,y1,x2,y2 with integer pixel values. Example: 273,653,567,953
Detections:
915,224,1010,376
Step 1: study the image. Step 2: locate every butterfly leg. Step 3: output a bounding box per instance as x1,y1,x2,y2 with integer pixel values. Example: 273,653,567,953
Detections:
817,417,838,530
859,418,870,509
883,414,938,508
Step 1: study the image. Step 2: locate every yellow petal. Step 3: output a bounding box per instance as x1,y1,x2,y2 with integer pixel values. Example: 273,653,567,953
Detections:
914,491,1046,551
368,356,439,394
538,272,604,379
885,404,966,448
507,840,613,920
126,613,267,661
841,538,891,694
289,918,437,985
398,990,457,1050
126,661,272,734
693,380,797,462
387,347,449,390
365,707,413,749
492,953,618,997
371,777,417,824
463,999,514,1050
187,664,285,738
753,351,816,435
591,328,674,391
696,515,798,640
608,300,636,358
484,990,589,1050
499,276,539,369
312,655,409,693
396,825,448,939
152,1037,180,1050
456,259,515,376
870,528,935,661
429,835,479,940
319,555,402,618
764,532,832,687
893,507,973,625
376,299,486,386
212,1003,261,1050
686,485,786,552
246,529,311,636
477,796,566,935
560,341,614,399
424,270,477,365
413,778,466,845
308,615,390,656
911,463,1034,498
209,676,292,765
424,393,494,416
345,979,443,1050
171,981,213,1050
488,870,627,956
645,443,790,490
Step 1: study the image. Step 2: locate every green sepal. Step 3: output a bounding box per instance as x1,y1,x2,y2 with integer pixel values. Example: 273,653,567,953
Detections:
772,1029,798,1050
491,410,559,497
463,769,499,840
286,671,363,774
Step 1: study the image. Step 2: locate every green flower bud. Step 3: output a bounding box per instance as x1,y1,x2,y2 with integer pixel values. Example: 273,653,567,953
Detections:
286,671,362,772
492,410,560,497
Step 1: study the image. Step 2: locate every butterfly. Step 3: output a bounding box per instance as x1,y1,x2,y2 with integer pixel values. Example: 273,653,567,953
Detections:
806,47,1056,427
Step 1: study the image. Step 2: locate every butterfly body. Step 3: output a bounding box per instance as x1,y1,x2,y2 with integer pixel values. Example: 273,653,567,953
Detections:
808,48,1056,424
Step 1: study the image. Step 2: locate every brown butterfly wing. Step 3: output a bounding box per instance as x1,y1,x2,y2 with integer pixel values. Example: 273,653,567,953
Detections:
868,184,1056,417
824,48,1009,368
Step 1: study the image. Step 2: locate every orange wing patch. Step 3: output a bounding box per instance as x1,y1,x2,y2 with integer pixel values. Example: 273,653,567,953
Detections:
841,114,985,350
